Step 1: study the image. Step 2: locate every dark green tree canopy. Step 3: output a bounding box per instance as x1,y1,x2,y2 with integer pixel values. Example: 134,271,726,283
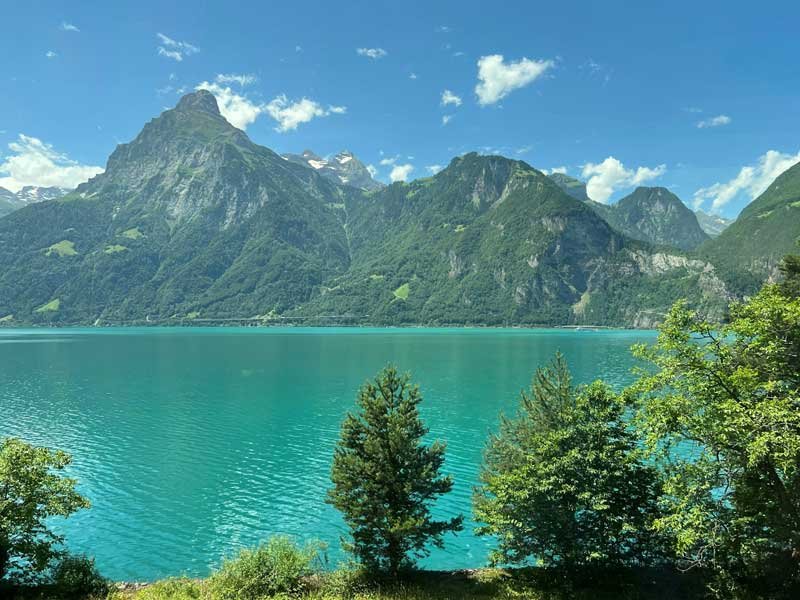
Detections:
474,354,666,569
327,366,463,575
0,438,90,582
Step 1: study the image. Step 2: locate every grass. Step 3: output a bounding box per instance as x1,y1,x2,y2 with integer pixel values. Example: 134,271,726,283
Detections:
0,314,13,323
393,283,410,301
35,299,60,313
454,224,467,233
104,245,129,254
45,240,78,257
120,228,144,240
89,567,709,600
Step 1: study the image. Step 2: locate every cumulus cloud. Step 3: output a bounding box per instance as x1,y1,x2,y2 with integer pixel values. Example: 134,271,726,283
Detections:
265,95,346,132
0,134,104,192
697,114,732,129
581,157,666,203
157,33,199,62
379,156,398,166
442,115,453,125
196,80,346,132
390,164,414,182
45,51,57,59
475,54,554,106
356,47,387,59
366,164,378,178
441,89,462,107
215,73,257,86
693,149,800,211
542,166,567,175
426,164,443,175
195,82,267,130
60,22,79,32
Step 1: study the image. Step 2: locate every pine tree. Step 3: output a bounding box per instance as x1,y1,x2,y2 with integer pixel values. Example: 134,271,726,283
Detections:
327,366,463,576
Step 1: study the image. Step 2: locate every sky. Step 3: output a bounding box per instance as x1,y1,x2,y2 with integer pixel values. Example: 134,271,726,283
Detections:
1,0,799,218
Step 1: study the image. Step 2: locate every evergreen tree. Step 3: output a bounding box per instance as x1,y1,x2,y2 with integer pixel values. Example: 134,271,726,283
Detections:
327,366,463,575
474,354,666,570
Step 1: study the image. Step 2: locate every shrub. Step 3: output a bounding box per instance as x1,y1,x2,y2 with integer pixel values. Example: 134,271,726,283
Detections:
206,536,321,599
51,554,108,598
134,577,202,599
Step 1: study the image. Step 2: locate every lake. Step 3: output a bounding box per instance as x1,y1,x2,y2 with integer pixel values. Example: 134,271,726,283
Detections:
0,327,656,581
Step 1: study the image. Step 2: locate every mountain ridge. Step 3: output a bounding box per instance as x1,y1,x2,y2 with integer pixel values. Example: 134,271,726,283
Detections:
0,91,779,328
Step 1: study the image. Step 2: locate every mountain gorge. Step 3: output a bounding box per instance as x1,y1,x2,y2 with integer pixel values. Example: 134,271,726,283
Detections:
0,91,795,327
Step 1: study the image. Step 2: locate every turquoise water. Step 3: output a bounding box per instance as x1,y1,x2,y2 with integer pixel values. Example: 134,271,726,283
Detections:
0,327,655,581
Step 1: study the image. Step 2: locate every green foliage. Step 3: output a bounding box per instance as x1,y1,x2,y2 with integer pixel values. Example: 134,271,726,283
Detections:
327,366,463,575
392,283,409,301
474,354,666,570
50,554,108,598
103,245,129,254
206,536,321,599
0,438,90,582
129,578,202,600
34,299,60,313
629,281,800,592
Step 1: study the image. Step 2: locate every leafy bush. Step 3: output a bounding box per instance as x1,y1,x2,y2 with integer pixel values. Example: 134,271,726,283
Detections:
134,577,202,599
206,536,321,599
50,554,108,598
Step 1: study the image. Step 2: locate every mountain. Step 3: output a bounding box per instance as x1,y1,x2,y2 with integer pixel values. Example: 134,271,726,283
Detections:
701,160,800,294
0,90,354,324
294,154,731,327
0,185,71,218
695,210,734,237
283,149,383,191
0,92,735,327
548,172,590,202
590,187,710,251
548,175,709,251
0,188,23,218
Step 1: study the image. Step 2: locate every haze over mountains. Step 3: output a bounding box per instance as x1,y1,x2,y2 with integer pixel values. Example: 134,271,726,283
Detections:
0,91,797,327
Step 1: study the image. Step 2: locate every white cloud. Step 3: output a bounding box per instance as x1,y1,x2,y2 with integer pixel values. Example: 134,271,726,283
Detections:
366,164,378,178
697,114,732,129
693,149,800,211
45,51,57,59
156,33,199,62
442,115,453,125
356,47,387,59
215,73,257,86
435,25,452,33
60,22,79,32
0,134,104,192
409,72,418,80
475,54,554,106
195,82,266,130
426,164,443,175
379,156,398,166
265,95,346,132
543,166,567,175
390,164,414,182
441,89,462,107
580,157,666,203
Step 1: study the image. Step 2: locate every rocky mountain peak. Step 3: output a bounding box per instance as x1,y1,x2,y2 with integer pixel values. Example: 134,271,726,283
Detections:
175,90,221,116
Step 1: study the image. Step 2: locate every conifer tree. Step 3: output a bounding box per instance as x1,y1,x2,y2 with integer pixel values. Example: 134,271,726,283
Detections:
327,366,463,575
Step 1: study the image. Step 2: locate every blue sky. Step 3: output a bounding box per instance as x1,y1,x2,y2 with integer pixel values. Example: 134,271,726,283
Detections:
1,0,798,217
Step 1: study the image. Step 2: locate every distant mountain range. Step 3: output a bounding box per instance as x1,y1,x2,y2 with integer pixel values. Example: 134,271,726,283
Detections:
0,91,797,327
0,185,71,218
283,149,383,191
548,173,723,250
